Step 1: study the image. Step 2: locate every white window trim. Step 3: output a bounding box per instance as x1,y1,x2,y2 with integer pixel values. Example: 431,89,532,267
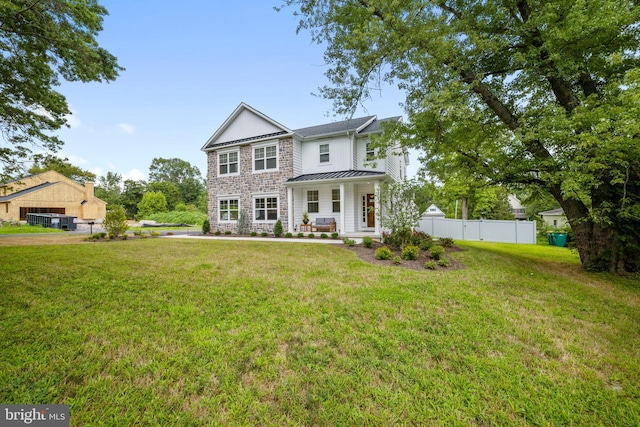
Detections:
307,189,319,214
217,148,240,177
217,195,240,223
332,188,341,213
319,143,330,164
253,193,279,223
252,141,279,174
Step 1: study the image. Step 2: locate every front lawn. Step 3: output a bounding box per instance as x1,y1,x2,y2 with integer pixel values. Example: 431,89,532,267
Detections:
0,223,64,234
0,238,638,425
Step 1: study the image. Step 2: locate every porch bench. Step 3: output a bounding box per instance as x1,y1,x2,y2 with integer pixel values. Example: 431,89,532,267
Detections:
312,217,336,233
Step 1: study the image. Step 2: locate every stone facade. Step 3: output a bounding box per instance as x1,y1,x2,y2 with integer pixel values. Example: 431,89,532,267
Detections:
207,137,293,233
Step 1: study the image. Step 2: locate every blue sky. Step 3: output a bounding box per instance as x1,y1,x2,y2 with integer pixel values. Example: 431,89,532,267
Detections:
53,1,415,182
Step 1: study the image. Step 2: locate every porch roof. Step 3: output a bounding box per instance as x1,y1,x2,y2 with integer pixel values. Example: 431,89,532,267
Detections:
286,170,386,185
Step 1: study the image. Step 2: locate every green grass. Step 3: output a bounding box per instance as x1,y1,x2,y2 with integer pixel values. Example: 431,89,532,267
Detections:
0,224,64,234
1,238,638,425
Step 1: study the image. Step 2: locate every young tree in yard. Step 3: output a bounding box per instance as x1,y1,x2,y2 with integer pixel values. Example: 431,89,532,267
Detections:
95,172,122,206
136,191,167,220
103,205,128,238
281,0,640,273
0,0,123,182
376,181,422,248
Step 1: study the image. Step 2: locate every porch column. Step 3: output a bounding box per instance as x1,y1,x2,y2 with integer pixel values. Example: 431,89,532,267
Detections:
287,187,294,234
339,182,345,236
374,181,381,236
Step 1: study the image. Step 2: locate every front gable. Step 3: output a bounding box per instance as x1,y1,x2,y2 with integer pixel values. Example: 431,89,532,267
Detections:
202,103,292,151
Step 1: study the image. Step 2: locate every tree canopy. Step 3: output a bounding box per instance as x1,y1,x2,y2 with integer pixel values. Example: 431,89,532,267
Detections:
0,0,123,182
28,155,96,184
282,0,640,273
148,157,206,205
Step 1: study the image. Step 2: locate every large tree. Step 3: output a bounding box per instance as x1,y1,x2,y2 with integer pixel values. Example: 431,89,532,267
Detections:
0,0,123,182
282,0,640,273
148,158,205,205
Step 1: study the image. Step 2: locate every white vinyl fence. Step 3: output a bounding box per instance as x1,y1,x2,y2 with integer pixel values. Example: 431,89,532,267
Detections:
417,217,537,244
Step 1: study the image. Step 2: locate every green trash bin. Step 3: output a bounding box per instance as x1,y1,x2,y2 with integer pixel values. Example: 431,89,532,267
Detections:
548,232,556,245
554,232,567,247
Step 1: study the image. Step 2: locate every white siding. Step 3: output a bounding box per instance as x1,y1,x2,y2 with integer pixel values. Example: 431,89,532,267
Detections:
300,136,352,174
355,137,385,173
293,138,303,177
216,109,284,143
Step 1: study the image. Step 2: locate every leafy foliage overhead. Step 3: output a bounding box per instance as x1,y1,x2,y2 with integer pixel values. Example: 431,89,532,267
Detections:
281,0,640,273
0,0,123,181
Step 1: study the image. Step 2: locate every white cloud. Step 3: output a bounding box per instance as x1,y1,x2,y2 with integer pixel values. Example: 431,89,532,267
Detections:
116,123,135,134
91,167,103,177
123,168,146,181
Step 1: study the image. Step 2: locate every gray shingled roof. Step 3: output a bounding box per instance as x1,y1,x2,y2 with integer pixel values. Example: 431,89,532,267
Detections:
294,116,375,138
205,131,288,150
287,170,386,183
360,116,402,134
0,181,57,202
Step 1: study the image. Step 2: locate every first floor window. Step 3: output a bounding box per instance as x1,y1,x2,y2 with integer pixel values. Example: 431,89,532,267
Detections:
219,199,239,221
255,196,278,221
332,189,340,213
307,190,319,213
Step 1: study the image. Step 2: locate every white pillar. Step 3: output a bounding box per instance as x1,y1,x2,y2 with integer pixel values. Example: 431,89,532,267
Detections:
374,181,381,236
339,182,345,236
287,187,294,233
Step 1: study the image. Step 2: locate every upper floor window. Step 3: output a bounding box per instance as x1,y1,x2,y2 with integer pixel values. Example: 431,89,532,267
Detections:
366,142,375,161
307,190,319,213
219,151,238,176
319,144,330,163
254,144,277,172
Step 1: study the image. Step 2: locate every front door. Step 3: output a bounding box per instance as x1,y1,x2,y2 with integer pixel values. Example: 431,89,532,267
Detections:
366,193,375,227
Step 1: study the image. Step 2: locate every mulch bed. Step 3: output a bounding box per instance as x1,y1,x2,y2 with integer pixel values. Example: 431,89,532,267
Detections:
343,241,466,271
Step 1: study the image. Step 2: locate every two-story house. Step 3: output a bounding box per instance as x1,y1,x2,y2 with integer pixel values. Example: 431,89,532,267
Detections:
201,103,408,236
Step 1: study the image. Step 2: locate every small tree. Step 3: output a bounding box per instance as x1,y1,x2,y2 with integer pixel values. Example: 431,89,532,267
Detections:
273,219,283,237
375,181,421,248
136,191,168,220
202,218,211,235
103,205,128,238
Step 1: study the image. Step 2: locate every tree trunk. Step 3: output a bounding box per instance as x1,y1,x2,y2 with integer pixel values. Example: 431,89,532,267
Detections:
559,197,640,274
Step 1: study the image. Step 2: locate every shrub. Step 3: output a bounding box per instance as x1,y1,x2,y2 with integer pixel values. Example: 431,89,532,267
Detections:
308,233,315,238
297,232,304,238
103,205,128,237
261,232,268,237
401,245,420,260
147,210,207,226
375,246,393,260
150,231,161,237
214,230,221,235
343,238,355,247
321,233,328,239
285,232,293,238
121,233,128,240
429,245,445,260
440,237,454,247
331,232,339,239
250,231,257,237
273,219,283,237
133,230,142,236
202,218,211,235
409,230,432,247
425,260,437,270
237,210,249,235
438,257,451,268
225,230,232,235
362,236,373,248
393,256,402,265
